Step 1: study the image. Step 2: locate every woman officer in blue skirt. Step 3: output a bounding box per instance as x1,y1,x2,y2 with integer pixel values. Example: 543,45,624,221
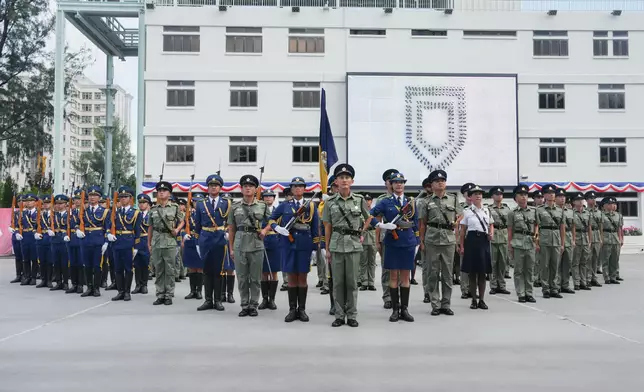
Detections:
258,189,281,310
183,193,204,300
365,172,418,322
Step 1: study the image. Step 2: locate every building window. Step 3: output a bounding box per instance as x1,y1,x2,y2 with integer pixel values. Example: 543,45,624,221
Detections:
593,31,609,56
82,128,91,136
538,84,565,110
166,136,194,163
230,81,258,108
598,84,625,110
613,31,629,56
63,147,65,155
94,116,105,124
533,31,569,56
463,30,517,37
94,104,105,112
81,140,91,148
81,92,92,100
599,138,626,164
292,137,320,163
62,160,65,168
163,26,200,53
229,136,257,163
593,31,629,57
81,104,92,112
539,138,566,164
411,29,447,37
94,92,103,100
288,28,324,54
81,116,92,124
225,27,262,53
617,200,637,217
292,82,320,109
350,29,386,36
62,173,65,181
166,81,195,107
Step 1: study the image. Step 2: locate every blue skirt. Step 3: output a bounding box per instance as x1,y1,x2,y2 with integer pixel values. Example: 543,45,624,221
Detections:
183,240,203,269
462,231,492,274
263,248,282,273
384,245,415,271
283,249,311,274
223,244,235,271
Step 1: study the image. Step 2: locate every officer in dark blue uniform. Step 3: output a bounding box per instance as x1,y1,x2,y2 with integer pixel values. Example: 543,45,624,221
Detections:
35,195,53,288
258,189,280,310
183,193,204,300
270,176,320,323
191,174,231,312
367,172,418,322
79,185,108,297
9,195,24,283
49,194,71,291
106,186,141,301
67,189,85,294
132,193,152,295
16,193,39,285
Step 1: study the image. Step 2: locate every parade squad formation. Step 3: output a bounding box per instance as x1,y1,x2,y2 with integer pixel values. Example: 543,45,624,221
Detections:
7,165,626,327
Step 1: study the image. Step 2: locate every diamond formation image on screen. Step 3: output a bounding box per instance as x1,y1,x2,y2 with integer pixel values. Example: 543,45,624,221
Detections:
347,74,518,187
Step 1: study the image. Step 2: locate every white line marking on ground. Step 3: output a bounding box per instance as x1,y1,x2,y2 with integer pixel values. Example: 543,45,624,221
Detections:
0,301,112,344
491,295,641,344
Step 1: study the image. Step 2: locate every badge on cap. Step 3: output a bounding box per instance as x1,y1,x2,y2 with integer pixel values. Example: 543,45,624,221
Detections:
438,173,443,178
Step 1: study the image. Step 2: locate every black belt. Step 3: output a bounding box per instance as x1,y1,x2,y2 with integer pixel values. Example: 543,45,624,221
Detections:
603,229,616,233
515,229,534,236
467,230,488,237
540,225,559,230
154,228,172,234
428,222,453,230
336,228,362,236
366,227,376,231
493,224,507,230
236,226,259,233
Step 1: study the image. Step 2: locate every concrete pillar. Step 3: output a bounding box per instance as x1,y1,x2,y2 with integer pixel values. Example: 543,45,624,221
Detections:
53,9,66,194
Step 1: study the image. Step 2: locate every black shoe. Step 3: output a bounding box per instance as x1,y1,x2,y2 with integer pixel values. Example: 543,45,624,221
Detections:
368,285,377,291
440,308,454,316
10,276,21,284
331,319,345,327
258,298,269,310
329,306,335,316
164,299,172,305
316,281,323,288
610,280,620,284
298,309,309,322
454,278,461,285
504,274,511,279
213,301,225,311
551,292,563,298
561,288,575,294
580,285,591,290
430,308,441,316
140,285,149,294
175,277,181,283
226,275,236,303
383,301,392,309
359,285,368,291
347,319,359,327
93,288,101,297
410,279,418,285
616,277,624,281
497,288,511,295
239,308,250,317
518,296,526,303
534,281,542,288
489,288,497,295
197,300,214,311
153,298,165,305
123,271,133,301
470,300,478,309
267,280,278,310
258,281,269,310
591,280,602,287
320,288,330,295
285,287,298,322
297,286,309,322
526,296,536,303
185,291,197,300
399,287,414,322
285,309,298,322
112,292,125,301
478,300,488,310
399,307,414,322
423,294,430,303
543,292,550,298
461,293,469,299
81,287,93,297
389,288,400,322
248,308,258,317
573,285,580,291
280,284,288,292
105,282,117,291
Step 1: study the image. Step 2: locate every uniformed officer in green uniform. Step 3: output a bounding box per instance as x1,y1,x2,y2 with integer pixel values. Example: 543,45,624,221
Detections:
375,168,398,309
228,175,271,317
571,192,592,290
507,184,538,303
600,197,623,284
415,177,433,303
418,170,463,316
532,189,545,287
584,191,603,287
488,186,511,295
148,181,185,305
323,164,370,328
555,188,576,294
359,193,377,291
536,184,565,299
457,183,474,299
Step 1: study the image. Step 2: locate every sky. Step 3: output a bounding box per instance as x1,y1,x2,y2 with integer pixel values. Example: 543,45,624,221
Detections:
46,2,139,153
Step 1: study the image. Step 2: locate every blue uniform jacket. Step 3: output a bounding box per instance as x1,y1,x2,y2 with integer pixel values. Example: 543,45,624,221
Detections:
82,205,108,246
369,195,419,248
269,199,319,251
20,209,38,245
105,207,142,250
37,211,52,246
51,211,69,245
184,211,199,251
12,210,21,242
262,208,280,250
135,210,150,254
194,197,230,249
69,208,83,247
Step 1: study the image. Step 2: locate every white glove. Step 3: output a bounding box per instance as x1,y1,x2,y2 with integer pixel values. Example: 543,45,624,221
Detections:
9,227,15,234
377,222,397,230
274,226,290,236
16,233,23,241
196,245,201,258
322,194,330,201
76,229,85,239
133,249,138,259
63,235,70,242
107,233,117,242
184,234,192,241
311,250,317,259
35,233,43,240
101,242,108,255
320,248,327,261
415,245,420,256
47,230,55,237
224,232,229,241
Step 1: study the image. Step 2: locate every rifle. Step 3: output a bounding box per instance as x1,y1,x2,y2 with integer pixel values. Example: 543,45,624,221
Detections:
67,197,72,238
389,199,414,240
256,165,265,201
10,195,16,231
185,173,195,236
50,194,55,232
283,192,320,243
36,199,42,235
18,196,24,235
160,162,165,181
79,191,86,232
110,191,117,236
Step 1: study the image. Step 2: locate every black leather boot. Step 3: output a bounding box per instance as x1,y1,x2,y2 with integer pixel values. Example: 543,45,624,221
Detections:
194,273,202,299
328,277,335,315
399,286,414,322
11,259,22,283
36,263,49,288
93,268,102,297
111,273,125,301
297,286,309,322
258,281,269,310
131,268,142,294
226,275,235,304
124,271,133,301
101,264,109,289
60,263,69,291
284,287,299,322
50,265,62,291
185,273,197,299
20,261,31,285
267,280,278,310
140,268,149,294
197,273,214,311
81,268,93,297
66,266,78,294
220,274,227,302
389,287,400,322
213,275,225,311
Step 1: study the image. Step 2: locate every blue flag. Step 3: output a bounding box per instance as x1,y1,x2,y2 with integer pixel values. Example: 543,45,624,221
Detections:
319,88,338,193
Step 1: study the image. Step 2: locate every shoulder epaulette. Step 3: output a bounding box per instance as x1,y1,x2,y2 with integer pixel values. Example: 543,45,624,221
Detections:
352,193,364,199
328,193,340,201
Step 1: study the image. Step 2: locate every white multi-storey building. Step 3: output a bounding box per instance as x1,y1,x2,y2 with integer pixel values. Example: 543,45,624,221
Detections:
142,0,644,228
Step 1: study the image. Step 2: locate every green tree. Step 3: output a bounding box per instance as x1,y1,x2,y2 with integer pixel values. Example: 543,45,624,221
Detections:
71,118,135,193
0,175,17,207
0,0,92,173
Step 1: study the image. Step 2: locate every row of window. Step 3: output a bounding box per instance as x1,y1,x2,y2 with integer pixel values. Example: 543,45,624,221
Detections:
539,138,627,164
165,136,320,164
78,104,106,112
166,81,321,109
162,26,630,58
71,92,104,101
538,84,626,110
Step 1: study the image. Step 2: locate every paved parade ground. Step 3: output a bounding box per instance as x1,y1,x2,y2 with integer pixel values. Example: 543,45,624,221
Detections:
1,255,643,391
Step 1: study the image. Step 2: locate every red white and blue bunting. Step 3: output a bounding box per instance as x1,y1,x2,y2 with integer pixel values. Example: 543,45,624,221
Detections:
142,181,644,194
